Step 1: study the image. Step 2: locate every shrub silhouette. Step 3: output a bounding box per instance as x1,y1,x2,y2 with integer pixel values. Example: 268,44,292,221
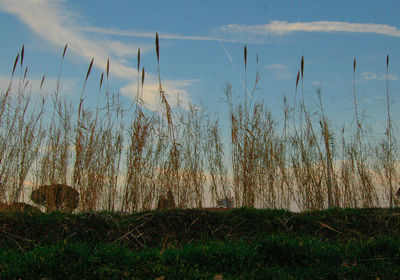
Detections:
217,197,234,208
31,184,79,212
157,189,175,210
0,202,42,213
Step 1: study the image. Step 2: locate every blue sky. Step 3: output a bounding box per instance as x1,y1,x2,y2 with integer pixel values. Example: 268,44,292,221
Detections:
0,0,400,136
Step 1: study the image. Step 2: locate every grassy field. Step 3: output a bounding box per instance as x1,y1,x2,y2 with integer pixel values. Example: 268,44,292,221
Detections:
1,207,400,279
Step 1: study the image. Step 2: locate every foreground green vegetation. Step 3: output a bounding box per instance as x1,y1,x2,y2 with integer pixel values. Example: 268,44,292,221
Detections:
1,208,400,279
2,235,400,279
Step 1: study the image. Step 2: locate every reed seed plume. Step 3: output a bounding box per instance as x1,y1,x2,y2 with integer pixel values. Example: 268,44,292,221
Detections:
243,45,248,109
39,75,45,90
353,58,356,73
244,45,247,69
300,55,304,79
85,58,94,84
62,44,68,59
387,54,389,69
12,53,19,77
141,67,145,87
137,48,141,71
99,72,104,91
156,32,160,63
106,58,110,79
20,45,24,67
23,66,28,81
136,49,141,103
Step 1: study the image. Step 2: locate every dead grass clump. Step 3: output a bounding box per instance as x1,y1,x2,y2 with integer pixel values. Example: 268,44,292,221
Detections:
0,201,42,213
31,184,79,212
156,189,176,210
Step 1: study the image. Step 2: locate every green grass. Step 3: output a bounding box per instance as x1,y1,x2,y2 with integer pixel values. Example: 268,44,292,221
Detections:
1,235,400,279
1,208,400,279
2,207,400,251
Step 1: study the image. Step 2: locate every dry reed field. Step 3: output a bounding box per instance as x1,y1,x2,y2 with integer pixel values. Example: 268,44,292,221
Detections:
0,35,398,213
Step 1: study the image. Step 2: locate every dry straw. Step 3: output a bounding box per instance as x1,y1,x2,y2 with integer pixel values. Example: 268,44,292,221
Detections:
0,41,397,212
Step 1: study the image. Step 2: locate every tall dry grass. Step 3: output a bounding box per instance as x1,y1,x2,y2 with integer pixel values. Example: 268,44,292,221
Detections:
0,37,398,212
0,46,46,203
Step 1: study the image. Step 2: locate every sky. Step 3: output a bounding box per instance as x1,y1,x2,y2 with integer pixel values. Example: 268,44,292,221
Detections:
0,0,400,137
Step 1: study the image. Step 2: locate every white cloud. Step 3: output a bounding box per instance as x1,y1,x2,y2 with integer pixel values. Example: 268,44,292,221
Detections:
79,26,243,43
361,72,398,81
103,41,143,58
0,0,193,110
220,20,400,37
361,72,378,80
387,73,398,81
266,64,292,80
267,64,286,70
0,75,79,97
120,78,196,111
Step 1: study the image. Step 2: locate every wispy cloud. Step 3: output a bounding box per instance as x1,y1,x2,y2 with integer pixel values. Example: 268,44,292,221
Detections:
0,74,79,97
361,71,398,81
79,26,243,43
120,79,197,111
361,72,378,80
266,64,293,80
0,0,193,109
92,20,400,43
220,20,400,37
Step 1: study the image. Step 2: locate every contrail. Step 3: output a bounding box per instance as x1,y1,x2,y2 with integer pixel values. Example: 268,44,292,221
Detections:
216,39,245,89
191,0,247,93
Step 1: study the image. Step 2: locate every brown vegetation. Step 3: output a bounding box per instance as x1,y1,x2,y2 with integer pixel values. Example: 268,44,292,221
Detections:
0,202,42,213
156,189,176,210
30,184,79,212
202,207,230,212
0,41,398,213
